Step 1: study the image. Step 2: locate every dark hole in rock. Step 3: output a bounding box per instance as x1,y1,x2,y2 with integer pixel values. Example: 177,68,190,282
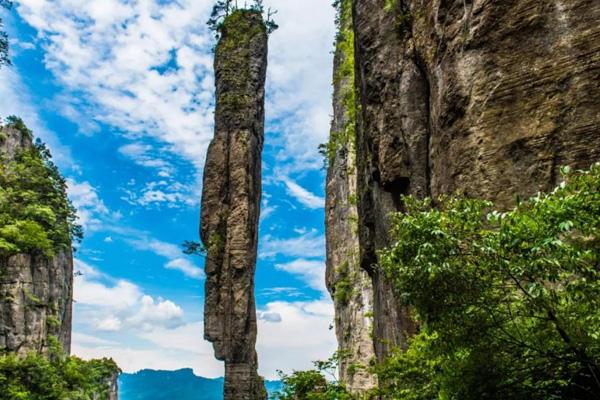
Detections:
384,177,410,212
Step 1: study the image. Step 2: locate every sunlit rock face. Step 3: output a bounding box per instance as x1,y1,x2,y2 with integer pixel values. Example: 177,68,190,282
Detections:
200,10,268,400
325,0,378,393
345,0,600,362
0,126,73,356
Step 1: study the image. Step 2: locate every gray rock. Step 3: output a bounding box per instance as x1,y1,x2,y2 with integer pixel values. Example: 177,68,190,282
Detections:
325,1,378,393
200,10,268,400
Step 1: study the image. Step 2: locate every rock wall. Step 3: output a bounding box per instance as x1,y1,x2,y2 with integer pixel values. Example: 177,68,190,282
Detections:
325,0,377,393
200,10,268,400
327,0,600,371
0,126,73,355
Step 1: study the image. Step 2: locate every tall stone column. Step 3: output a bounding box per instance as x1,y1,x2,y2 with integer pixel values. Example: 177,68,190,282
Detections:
200,9,268,400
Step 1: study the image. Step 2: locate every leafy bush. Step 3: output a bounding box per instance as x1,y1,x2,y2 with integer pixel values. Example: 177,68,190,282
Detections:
377,164,600,399
0,118,82,257
273,354,354,400
0,342,119,400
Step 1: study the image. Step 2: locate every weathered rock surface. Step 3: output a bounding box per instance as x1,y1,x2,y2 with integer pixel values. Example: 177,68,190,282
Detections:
0,126,73,355
338,0,600,363
325,1,377,393
200,10,268,400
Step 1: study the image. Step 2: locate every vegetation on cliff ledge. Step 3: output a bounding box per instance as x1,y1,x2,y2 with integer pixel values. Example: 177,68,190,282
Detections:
0,340,119,400
319,0,355,166
0,117,82,258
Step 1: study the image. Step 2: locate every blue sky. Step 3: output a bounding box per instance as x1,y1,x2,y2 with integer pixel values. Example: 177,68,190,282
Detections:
1,0,337,379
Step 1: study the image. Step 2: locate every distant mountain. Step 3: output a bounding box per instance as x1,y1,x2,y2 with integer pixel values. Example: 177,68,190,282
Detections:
119,369,282,400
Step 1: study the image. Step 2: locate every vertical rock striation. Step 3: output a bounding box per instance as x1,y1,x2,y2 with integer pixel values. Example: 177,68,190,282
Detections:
0,126,73,355
200,10,268,400
326,0,600,371
325,0,377,393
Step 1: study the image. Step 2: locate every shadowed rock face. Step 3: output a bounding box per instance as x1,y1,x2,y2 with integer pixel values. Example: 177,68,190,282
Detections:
347,0,600,362
200,10,268,400
0,127,73,355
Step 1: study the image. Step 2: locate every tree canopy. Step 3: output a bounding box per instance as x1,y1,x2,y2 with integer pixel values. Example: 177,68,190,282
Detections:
0,0,12,67
0,117,82,258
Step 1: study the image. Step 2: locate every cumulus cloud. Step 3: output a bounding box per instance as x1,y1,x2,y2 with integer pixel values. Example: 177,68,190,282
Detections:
260,229,325,259
74,259,186,332
257,299,336,379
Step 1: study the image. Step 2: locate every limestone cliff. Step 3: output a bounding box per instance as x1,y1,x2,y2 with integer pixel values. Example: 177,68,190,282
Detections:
325,0,377,393
200,10,268,400
0,125,73,355
326,0,600,377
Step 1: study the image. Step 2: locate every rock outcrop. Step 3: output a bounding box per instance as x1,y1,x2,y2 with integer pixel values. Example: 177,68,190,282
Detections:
200,10,268,400
325,0,377,393
0,126,73,355
326,0,600,376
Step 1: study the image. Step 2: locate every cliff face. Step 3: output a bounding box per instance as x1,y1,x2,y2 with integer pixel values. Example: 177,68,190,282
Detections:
0,126,73,355
326,0,600,373
325,0,377,393
200,10,268,400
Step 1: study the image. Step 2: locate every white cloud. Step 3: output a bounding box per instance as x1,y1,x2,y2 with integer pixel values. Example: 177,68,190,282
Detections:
126,295,185,332
0,65,74,170
96,316,123,332
74,259,186,332
127,237,204,280
72,332,119,347
118,142,173,175
260,229,325,259
121,180,197,209
281,177,325,209
262,0,336,173
275,259,327,294
257,299,336,379
165,258,204,280
14,0,336,178
72,337,224,378
67,179,111,231
16,0,215,171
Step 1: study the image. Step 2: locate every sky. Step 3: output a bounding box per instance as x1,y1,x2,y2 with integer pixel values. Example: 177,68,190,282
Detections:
1,0,338,380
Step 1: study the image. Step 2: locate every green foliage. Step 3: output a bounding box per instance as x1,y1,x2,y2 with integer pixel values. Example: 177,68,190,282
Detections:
334,261,354,305
0,117,82,258
207,0,277,39
0,347,119,400
320,0,356,167
273,353,354,400
377,164,600,399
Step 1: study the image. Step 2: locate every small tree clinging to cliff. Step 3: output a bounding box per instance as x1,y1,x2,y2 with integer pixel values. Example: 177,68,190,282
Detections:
207,0,278,37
